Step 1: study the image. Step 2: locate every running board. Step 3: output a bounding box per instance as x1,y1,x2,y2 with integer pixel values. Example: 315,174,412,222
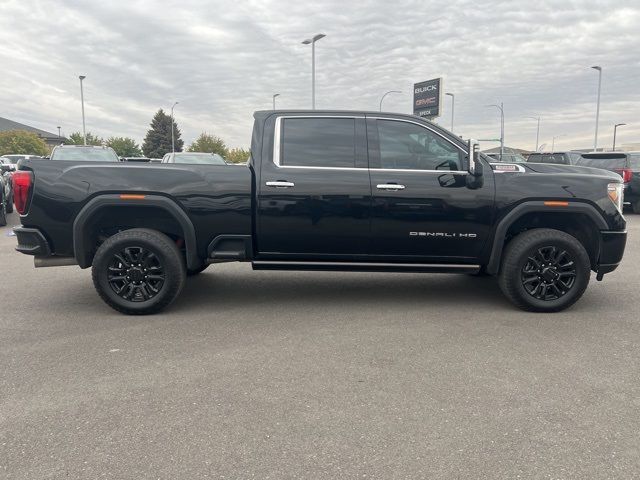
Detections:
252,261,480,274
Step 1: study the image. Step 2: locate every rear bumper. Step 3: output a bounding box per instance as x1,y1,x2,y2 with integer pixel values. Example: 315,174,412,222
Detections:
14,226,51,256
596,230,627,277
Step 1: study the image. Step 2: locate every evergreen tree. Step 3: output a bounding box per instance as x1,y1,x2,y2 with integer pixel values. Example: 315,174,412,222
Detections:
142,109,183,158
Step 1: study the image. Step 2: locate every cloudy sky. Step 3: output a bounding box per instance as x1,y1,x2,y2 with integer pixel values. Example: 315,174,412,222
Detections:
1,0,639,152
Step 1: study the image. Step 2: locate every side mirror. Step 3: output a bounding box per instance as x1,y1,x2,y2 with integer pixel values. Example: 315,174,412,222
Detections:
466,139,484,189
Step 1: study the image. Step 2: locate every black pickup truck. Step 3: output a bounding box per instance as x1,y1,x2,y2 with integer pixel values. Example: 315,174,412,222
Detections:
13,111,627,314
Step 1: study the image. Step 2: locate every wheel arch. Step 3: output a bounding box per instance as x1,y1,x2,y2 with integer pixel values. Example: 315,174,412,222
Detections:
73,194,199,270
486,201,608,275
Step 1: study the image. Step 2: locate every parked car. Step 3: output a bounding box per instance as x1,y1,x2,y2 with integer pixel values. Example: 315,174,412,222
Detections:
1,154,44,171
13,110,626,315
50,145,119,162
161,152,227,164
485,152,527,163
526,152,583,165
575,152,640,213
0,162,13,225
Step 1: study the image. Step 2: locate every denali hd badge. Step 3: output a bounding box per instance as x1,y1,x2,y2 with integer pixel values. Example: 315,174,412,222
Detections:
410,232,477,238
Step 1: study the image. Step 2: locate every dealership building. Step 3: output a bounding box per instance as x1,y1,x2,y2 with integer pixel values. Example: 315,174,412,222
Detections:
0,116,65,150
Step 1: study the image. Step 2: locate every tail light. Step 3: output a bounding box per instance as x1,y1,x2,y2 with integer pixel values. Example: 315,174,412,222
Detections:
12,171,33,215
615,168,633,183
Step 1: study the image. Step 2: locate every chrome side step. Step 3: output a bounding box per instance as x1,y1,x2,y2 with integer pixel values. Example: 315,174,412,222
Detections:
252,261,480,274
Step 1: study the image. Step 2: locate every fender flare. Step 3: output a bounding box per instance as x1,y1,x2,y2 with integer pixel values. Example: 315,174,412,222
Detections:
485,201,608,275
73,194,199,270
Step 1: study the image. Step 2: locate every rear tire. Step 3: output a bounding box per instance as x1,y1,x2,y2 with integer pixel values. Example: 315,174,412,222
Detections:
91,228,186,315
632,200,640,214
498,228,590,312
0,197,6,226
5,193,13,213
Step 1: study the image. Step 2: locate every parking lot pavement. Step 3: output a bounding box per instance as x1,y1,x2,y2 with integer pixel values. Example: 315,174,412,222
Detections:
0,210,639,479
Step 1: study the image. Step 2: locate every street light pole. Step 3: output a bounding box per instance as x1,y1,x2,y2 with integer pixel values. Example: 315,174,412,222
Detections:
170,101,179,153
486,103,504,160
302,34,325,109
525,116,541,152
592,66,602,151
551,134,565,152
79,75,86,145
272,93,280,110
445,93,455,131
57,126,61,138
379,90,402,111
613,123,626,151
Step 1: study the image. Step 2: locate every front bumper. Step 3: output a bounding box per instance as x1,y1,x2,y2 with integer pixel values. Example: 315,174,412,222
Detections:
596,230,627,278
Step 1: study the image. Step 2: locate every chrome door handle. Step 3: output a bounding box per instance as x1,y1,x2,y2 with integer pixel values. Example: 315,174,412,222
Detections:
376,183,405,190
266,181,295,188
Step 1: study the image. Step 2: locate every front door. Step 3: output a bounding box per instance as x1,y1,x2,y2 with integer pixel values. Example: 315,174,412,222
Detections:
367,117,495,262
257,115,371,258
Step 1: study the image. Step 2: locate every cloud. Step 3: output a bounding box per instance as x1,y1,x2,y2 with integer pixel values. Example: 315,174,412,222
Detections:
0,0,638,151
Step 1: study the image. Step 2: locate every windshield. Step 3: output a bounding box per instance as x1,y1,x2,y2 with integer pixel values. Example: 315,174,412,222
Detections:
576,153,627,170
51,148,119,162
172,153,226,165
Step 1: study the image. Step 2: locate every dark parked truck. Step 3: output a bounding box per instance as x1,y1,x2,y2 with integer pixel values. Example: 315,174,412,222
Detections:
13,111,627,314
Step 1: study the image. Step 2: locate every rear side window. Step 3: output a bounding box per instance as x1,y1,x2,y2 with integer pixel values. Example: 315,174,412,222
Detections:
281,118,356,168
628,154,640,169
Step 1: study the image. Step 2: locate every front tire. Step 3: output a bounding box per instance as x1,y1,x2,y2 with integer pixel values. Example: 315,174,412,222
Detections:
91,228,186,315
498,228,590,312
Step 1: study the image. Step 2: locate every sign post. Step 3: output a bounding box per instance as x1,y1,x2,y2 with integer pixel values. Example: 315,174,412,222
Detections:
413,78,443,119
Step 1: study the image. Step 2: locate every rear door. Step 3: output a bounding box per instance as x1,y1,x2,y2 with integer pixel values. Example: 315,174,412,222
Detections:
257,115,371,257
367,116,495,261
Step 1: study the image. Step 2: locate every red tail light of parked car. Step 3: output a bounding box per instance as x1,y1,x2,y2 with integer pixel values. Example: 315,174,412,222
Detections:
615,168,633,183
12,171,33,214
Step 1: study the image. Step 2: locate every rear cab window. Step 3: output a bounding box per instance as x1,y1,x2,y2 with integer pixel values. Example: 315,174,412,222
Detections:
576,153,628,170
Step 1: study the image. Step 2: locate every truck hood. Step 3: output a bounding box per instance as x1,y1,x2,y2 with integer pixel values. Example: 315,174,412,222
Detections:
522,162,623,181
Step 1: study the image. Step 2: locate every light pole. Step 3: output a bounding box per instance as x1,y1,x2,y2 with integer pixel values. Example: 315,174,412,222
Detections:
170,101,179,153
57,126,61,138
445,93,455,131
379,90,402,111
592,66,602,151
301,33,325,109
613,123,626,151
551,134,565,152
486,103,504,160
79,75,87,145
525,116,541,152
272,93,280,110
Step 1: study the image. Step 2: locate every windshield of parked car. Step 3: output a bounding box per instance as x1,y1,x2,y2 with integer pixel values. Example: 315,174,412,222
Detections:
172,153,226,164
50,148,119,162
575,153,627,170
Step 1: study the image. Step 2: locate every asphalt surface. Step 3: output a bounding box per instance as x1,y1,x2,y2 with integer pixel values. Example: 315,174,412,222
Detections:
1,210,639,479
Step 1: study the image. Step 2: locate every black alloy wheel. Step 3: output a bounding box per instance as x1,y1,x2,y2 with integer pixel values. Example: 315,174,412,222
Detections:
107,246,166,302
520,246,577,301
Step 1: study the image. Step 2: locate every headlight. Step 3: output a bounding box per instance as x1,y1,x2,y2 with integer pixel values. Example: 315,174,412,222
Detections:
607,182,623,212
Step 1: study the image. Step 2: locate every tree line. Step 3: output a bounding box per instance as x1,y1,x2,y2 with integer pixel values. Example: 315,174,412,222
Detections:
0,109,250,163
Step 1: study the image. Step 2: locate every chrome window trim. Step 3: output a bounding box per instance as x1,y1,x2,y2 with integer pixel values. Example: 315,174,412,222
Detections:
370,168,467,174
273,115,365,170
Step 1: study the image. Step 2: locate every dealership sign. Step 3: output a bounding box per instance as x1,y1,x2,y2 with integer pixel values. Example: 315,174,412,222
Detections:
413,78,442,119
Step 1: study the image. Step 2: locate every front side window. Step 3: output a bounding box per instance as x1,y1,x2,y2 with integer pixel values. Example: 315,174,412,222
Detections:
281,118,356,168
377,120,462,171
